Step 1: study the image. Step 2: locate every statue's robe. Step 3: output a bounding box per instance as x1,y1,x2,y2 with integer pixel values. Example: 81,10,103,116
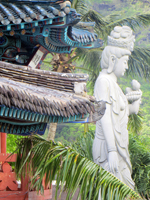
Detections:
93,72,135,190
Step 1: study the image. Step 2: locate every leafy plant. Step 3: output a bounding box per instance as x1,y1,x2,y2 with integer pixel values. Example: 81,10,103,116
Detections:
67,129,150,199
71,130,94,161
7,134,24,153
14,135,141,200
128,111,143,135
129,135,150,199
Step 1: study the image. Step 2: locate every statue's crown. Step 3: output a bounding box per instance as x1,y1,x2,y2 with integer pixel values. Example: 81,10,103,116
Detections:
107,26,135,51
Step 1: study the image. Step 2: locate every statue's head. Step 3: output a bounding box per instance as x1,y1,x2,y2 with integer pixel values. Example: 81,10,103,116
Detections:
101,26,135,77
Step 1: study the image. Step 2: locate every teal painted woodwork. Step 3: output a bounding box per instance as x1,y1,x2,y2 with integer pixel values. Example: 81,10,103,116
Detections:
0,104,88,135
0,0,103,64
0,121,47,135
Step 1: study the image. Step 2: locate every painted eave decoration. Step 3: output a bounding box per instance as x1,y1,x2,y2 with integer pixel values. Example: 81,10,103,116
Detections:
0,61,106,136
0,0,103,54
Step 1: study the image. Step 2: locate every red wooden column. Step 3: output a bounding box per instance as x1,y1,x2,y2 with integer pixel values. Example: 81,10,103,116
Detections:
1,132,7,153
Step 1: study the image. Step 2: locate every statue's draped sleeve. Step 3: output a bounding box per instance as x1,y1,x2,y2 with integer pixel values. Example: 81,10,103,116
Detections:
94,76,112,104
93,75,114,164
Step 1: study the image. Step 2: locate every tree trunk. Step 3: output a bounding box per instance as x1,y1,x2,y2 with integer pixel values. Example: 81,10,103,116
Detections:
84,124,89,133
47,123,57,141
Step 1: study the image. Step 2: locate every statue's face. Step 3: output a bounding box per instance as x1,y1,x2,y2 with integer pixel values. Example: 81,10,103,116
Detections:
113,55,129,77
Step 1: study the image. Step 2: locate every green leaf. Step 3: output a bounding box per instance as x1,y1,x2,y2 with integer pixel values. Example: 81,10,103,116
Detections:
14,135,141,200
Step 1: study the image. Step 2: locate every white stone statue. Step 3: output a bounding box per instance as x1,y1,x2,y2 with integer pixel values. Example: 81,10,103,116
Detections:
93,26,142,191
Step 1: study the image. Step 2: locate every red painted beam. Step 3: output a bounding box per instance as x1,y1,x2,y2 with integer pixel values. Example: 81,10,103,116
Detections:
1,132,7,154
0,191,28,200
0,189,52,200
0,153,17,162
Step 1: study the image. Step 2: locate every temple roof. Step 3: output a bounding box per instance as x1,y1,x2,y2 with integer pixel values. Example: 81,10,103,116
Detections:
0,1,72,25
0,0,105,135
0,61,89,93
0,61,105,135
0,0,103,54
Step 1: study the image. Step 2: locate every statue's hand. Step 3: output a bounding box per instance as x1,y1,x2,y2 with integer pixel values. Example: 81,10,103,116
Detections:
130,98,141,114
108,151,119,174
126,79,142,105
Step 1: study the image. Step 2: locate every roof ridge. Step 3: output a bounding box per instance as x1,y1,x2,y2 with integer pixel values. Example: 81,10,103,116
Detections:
0,61,89,80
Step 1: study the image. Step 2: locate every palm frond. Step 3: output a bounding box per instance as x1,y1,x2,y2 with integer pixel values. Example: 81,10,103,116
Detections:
106,13,150,32
15,136,141,200
81,10,150,40
129,134,150,198
75,45,150,86
72,0,88,15
71,130,94,161
128,110,143,135
75,48,103,86
128,47,150,79
81,10,108,37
